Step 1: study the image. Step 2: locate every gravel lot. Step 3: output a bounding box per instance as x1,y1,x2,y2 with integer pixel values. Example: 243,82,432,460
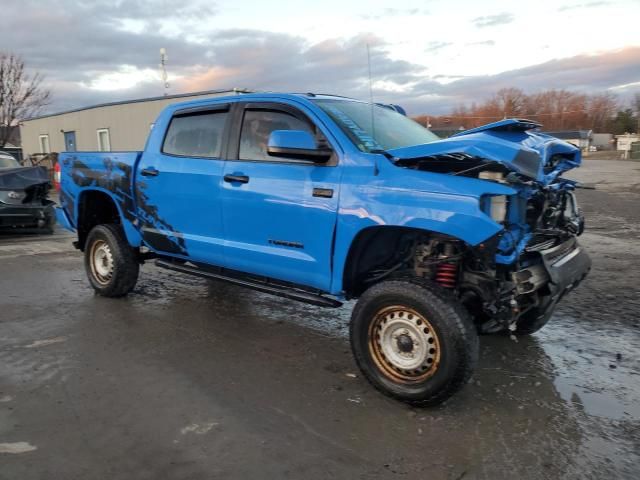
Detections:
1,159,638,479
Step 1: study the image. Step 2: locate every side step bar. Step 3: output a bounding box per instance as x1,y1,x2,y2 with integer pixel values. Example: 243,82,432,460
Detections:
155,259,343,308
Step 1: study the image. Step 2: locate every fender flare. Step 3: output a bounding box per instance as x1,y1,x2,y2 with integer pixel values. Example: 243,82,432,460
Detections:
330,211,502,296
75,187,143,248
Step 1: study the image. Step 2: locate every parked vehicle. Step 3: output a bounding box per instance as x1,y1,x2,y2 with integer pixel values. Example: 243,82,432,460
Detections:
56,93,590,405
0,151,56,232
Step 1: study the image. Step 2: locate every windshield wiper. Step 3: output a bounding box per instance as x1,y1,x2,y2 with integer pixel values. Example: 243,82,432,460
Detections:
369,148,392,157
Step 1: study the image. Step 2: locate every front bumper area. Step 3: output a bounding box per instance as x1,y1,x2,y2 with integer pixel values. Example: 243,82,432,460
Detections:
0,202,55,229
541,237,591,298
513,237,590,300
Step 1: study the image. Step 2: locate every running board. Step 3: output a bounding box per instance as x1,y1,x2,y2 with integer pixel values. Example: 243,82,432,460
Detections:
155,259,342,308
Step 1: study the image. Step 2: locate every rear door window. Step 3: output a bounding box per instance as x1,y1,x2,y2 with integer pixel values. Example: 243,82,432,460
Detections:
163,111,228,158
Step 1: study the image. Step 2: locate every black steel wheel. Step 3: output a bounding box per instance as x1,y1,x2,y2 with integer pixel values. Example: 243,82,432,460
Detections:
350,278,479,406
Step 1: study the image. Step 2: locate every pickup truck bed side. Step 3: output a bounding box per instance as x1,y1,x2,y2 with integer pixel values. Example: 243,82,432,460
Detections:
58,153,146,251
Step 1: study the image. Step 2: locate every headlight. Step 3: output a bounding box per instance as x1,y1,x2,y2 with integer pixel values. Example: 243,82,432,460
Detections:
488,195,507,223
0,190,26,205
481,194,508,223
478,171,508,223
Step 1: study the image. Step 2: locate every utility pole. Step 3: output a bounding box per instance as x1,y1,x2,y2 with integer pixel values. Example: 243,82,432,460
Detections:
159,48,169,96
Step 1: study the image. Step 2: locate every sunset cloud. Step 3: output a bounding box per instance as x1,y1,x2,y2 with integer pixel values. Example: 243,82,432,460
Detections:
1,0,638,116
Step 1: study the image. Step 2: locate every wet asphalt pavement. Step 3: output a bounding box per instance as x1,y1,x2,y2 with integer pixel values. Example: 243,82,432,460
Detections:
1,159,639,479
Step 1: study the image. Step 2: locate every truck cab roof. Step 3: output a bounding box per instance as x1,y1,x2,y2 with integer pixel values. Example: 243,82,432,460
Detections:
163,92,366,112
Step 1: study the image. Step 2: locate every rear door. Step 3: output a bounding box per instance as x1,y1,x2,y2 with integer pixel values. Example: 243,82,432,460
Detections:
133,104,230,265
220,101,342,291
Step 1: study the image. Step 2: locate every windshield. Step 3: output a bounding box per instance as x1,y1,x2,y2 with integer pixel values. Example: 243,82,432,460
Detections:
0,154,19,169
314,99,439,152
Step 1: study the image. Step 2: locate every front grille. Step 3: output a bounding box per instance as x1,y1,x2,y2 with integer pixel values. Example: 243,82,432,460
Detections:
525,238,556,252
543,237,577,264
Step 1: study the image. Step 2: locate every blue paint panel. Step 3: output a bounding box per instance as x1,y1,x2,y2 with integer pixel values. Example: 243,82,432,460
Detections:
57,151,143,248
221,161,341,291
55,205,74,231
134,151,227,264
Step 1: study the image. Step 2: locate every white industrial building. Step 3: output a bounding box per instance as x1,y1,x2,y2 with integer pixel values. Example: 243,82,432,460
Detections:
20,89,244,157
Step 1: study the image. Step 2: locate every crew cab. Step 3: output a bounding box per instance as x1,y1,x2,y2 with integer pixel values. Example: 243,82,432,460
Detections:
56,93,590,405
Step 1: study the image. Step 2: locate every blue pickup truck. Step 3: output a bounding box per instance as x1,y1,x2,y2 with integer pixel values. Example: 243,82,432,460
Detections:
57,93,590,405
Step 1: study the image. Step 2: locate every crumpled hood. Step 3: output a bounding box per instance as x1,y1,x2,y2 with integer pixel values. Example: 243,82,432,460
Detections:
387,119,581,185
0,166,51,190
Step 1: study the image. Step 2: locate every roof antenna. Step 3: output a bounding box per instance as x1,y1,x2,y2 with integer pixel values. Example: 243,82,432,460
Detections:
367,43,381,175
367,44,376,140
159,48,170,96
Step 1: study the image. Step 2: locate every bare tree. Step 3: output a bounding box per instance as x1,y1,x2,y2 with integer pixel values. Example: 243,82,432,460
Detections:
0,52,51,148
494,87,526,118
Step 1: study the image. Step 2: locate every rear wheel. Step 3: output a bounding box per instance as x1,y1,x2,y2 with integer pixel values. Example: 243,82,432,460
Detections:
350,279,479,406
84,224,139,297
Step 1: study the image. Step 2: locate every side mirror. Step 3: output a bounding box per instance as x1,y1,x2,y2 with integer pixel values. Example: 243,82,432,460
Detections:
267,130,332,163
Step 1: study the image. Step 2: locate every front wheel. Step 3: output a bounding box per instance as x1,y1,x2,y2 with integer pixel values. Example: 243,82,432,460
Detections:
350,279,479,406
84,224,139,297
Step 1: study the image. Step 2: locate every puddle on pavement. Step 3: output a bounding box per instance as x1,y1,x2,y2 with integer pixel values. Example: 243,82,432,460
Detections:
111,264,640,476
537,316,640,421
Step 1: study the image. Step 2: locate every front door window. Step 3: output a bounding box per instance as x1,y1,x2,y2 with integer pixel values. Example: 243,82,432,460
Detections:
239,110,313,161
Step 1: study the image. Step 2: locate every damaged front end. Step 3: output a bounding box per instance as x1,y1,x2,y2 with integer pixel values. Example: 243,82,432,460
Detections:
0,166,56,231
389,119,591,333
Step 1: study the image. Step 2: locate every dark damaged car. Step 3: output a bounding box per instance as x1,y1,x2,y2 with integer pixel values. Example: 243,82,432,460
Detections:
55,93,591,405
0,152,55,232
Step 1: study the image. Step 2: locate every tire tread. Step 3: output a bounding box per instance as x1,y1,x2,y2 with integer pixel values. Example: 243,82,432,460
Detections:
350,277,479,406
84,224,139,297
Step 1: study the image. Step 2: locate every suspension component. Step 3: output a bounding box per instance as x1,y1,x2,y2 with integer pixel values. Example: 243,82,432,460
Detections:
436,262,458,288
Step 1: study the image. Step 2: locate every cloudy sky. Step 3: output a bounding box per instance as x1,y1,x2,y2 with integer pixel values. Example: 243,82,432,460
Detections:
3,0,639,115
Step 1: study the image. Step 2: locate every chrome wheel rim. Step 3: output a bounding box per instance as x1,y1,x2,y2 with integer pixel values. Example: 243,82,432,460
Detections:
90,239,114,286
369,306,440,382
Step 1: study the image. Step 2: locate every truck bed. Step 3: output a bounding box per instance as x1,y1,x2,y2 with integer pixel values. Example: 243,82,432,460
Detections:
58,151,141,230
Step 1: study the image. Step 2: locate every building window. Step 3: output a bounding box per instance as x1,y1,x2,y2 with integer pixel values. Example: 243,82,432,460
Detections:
97,128,111,152
39,135,50,154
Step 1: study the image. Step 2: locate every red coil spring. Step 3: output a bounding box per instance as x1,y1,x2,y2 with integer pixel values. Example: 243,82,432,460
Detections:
436,262,458,288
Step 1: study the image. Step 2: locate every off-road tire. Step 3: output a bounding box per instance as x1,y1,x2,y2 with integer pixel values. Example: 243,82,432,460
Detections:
350,278,479,406
84,224,139,297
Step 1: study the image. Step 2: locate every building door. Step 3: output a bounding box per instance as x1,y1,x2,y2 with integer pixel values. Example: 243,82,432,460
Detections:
64,131,76,152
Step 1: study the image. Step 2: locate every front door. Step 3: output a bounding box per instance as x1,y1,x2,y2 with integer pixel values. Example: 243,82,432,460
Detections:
220,102,341,291
133,104,230,265
64,131,76,152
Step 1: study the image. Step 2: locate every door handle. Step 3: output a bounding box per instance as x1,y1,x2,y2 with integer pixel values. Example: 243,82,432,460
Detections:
312,188,333,198
140,167,159,177
224,174,249,184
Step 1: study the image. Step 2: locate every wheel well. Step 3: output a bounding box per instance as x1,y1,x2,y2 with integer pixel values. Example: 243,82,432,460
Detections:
77,190,121,250
343,226,433,298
